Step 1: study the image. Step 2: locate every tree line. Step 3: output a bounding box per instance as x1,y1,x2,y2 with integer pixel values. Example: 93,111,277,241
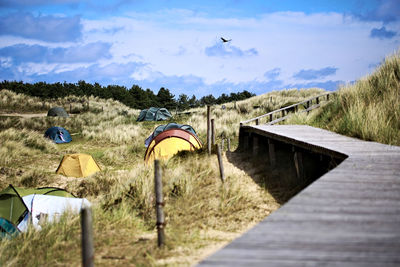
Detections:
0,80,255,111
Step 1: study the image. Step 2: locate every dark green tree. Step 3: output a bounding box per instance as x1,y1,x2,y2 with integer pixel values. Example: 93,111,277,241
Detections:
177,93,190,110
157,87,176,110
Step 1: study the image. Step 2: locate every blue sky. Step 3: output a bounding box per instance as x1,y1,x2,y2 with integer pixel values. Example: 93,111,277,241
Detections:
0,0,399,97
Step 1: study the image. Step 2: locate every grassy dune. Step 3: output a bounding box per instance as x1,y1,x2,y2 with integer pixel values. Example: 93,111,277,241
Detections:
286,50,400,146
0,87,325,266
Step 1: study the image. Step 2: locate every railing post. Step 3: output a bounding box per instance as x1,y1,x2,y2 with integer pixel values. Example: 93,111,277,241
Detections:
327,94,330,101
81,207,94,267
316,97,319,104
281,110,285,117
154,160,165,247
269,114,273,122
256,118,259,125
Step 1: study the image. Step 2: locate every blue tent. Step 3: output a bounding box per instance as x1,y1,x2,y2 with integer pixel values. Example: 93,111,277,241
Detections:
44,127,72,144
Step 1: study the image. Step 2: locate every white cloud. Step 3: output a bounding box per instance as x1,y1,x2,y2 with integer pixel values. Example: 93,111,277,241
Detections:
2,8,400,96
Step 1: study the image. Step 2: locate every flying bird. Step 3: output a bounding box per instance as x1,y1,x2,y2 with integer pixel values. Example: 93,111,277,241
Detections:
221,37,232,43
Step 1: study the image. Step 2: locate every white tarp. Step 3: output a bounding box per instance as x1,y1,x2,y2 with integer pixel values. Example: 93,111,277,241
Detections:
17,194,91,231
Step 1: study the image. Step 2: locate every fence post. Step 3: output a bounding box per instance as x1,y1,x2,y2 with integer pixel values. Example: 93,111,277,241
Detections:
211,119,215,148
154,160,165,247
227,138,231,152
70,103,72,114
316,97,320,104
81,207,94,267
327,94,330,101
216,144,225,183
255,118,259,125
269,114,273,122
207,105,211,155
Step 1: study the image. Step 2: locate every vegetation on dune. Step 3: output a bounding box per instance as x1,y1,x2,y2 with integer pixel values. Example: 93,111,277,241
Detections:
285,50,400,146
0,80,255,111
0,87,324,265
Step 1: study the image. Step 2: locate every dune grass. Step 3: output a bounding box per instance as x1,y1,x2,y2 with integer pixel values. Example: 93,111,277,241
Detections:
0,87,325,266
285,50,400,146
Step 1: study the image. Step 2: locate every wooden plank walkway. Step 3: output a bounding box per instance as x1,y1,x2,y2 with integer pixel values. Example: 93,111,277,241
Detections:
198,125,400,267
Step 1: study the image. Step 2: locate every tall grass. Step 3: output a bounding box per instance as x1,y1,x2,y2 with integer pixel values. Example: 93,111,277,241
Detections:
0,87,326,266
286,50,400,145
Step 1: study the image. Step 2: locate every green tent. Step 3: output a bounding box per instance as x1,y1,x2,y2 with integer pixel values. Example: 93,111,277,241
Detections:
47,106,69,117
0,185,75,235
137,107,172,121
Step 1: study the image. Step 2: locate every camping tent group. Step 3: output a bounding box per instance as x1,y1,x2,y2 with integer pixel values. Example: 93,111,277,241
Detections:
137,107,172,121
1,105,201,238
0,185,90,238
44,126,72,144
144,123,202,163
47,106,69,117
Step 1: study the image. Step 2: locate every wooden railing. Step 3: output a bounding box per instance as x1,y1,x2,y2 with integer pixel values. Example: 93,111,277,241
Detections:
240,91,336,126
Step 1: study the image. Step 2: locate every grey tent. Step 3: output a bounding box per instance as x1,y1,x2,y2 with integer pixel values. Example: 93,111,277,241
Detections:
137,107,172,121
47,107,69,117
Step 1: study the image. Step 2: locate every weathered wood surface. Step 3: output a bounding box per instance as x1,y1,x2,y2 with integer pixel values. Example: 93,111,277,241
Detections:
198,125,400,267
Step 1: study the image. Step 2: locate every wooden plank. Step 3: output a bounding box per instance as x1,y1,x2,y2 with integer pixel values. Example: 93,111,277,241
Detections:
198,125,400,267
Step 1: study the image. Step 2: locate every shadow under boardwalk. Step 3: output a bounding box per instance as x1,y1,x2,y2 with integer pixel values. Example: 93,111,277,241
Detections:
198,125,400,266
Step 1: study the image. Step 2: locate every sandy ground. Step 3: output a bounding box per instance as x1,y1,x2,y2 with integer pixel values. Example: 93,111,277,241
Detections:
0,113,48,118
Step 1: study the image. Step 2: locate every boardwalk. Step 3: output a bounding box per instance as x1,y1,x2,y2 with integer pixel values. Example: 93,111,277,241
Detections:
198,125,400,267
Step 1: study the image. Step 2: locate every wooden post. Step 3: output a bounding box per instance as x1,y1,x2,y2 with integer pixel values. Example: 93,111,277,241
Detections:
269,114,273,122
255,118,259,125
234,101,237,109
270,96,272,102
81,207,94,267
281,110,285,117
221,138,225,152
292,146,304,181
316,97,320,104
216,144,225,183
327,94,330,101
244,135,249,151
154,160,165,247
268,139,276,167
227,138,231,152
253,136,259,156
70,103,72,114
207,105,211,155
211,119,215,147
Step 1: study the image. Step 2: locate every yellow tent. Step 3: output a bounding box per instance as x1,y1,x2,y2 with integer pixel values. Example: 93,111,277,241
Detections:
56,153,101,177
144,128,202,163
